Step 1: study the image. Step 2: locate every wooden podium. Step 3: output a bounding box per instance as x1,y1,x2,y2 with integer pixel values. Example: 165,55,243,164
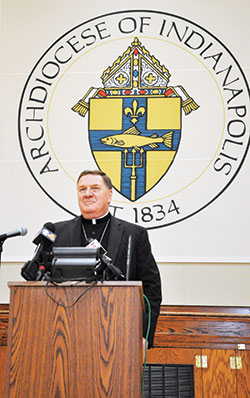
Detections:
5,281,144,398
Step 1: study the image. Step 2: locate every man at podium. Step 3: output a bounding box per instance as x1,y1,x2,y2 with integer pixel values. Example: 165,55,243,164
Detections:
53,169,162,349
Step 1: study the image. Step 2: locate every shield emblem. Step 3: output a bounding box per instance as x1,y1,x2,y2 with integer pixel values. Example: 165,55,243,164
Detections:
89,96,181,201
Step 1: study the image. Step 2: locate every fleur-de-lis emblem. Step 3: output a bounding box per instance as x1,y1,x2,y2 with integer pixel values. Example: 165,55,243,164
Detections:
124,99,145,124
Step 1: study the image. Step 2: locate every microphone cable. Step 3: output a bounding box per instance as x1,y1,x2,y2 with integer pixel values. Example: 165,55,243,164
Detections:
44,279,98,308
142,293,151,398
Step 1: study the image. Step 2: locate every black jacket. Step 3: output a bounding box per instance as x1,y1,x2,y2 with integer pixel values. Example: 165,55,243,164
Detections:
53,215,162,347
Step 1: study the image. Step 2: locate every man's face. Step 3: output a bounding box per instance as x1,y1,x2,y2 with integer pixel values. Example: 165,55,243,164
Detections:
77,174,112,219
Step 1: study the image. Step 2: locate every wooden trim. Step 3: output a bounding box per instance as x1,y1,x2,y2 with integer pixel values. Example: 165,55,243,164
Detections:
154,305,250,350
0,305,9,347
160,305,250,317
1,304,250,349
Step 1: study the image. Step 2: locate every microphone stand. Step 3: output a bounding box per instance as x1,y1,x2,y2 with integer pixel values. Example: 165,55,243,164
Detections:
0,237,7,266
101,254,125,280
0,241,3,266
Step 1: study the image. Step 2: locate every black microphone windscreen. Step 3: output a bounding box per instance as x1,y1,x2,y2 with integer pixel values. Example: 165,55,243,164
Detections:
21,260,39,281
32,222,56,245
43,222,55,232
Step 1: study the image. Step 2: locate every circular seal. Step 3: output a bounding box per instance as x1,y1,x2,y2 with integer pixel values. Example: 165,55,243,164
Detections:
18,10,249,229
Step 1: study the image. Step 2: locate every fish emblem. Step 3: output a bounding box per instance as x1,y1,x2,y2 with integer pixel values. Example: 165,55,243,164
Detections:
100,126,173,151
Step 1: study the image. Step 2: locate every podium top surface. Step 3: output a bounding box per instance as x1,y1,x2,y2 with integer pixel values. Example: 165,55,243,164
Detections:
8,281,143,288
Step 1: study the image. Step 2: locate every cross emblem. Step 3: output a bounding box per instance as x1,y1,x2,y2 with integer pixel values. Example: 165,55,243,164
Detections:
116,73,127,84
145,73,156,84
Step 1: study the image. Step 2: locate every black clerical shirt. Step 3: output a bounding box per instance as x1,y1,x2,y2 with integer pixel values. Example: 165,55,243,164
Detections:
81,212,111,250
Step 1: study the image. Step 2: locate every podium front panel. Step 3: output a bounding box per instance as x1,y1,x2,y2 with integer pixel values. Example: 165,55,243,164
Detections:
5,282,143,398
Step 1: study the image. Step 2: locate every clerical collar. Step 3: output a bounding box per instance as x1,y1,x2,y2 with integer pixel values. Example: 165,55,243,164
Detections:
81,212,111,225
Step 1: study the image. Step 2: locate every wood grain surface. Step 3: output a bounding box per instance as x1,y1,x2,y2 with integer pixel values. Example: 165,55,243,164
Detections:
5,282,143,398
2,301,250,398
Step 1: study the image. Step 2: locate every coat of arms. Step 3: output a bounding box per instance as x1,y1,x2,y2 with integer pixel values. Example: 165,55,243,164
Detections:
72,38,199,201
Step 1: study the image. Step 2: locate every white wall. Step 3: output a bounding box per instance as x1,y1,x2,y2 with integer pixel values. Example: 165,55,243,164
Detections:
1,261,250,305
1,0,249,306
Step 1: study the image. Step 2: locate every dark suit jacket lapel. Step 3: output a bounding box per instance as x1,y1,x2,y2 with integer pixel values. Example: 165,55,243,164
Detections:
107,216,123,263
69,216,82,246
67,216,123,260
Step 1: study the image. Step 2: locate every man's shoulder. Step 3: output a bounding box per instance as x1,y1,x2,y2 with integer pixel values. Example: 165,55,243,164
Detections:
54,216,81,230
112,216,146,233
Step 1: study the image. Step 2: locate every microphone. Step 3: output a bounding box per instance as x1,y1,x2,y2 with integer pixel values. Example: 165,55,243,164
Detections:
85,239,125,280
32,222,56,245
0,226,28,242
21,222,56,281
36,265,46,281
126,235,132,281
101,252,125,280
31,222,56,266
